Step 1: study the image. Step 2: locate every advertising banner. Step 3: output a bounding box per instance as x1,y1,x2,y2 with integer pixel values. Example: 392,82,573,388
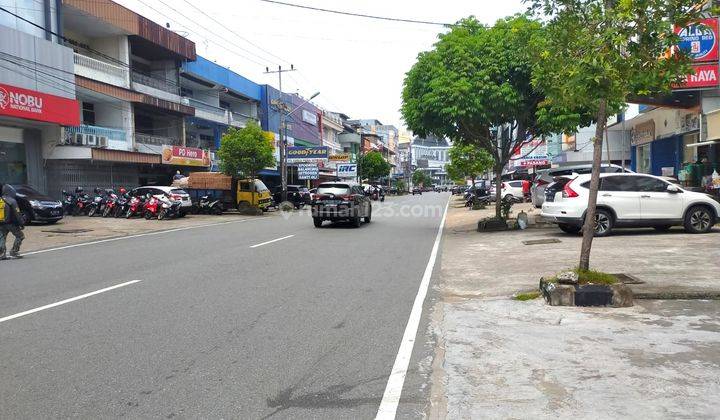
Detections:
0,83,80,126
675,18,719,62
298,163,319,180
511,138,549,168
287,146,329,162
675,63,719,89
336,163,357,178
161,145,211,166
329,153,351,162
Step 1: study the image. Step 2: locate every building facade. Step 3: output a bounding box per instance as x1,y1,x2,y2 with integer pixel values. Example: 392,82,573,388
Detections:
410,135,450,185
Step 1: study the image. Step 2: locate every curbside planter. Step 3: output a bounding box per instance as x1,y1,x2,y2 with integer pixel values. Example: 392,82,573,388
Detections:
539,277,633,307
477,217,508,232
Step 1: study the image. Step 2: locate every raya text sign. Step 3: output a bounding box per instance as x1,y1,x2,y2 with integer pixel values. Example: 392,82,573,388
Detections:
336,163,357,178
675,63,720,89
298,163,319,180
286,146,329,162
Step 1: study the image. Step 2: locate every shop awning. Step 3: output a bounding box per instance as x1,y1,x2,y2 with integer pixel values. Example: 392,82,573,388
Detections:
685,140,720,148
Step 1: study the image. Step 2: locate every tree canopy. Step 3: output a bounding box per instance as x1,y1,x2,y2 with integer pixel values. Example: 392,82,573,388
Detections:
218,122,275,180
447,143,494,183
412,170,433,187
359,151,391,181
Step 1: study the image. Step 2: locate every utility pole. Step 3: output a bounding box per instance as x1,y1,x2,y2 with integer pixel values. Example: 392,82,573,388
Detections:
265,65,296,203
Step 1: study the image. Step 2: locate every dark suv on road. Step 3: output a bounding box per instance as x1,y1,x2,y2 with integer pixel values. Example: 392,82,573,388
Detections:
311,182,371,228
273,185,312,209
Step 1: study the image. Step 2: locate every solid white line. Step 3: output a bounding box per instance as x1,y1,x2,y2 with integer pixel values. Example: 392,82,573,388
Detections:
375,198,450,420
24,218,258,256
250,234,295,248
0,280,142,324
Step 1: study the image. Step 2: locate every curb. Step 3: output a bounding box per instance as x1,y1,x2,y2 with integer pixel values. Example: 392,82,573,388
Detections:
633,291,720,300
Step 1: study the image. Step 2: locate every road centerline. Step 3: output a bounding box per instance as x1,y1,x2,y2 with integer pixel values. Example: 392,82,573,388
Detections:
0,280,142,324
376,198,450,420
250,234,295,248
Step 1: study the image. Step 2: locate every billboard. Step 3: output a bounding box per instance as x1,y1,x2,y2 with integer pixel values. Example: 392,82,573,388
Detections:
161,145,211,166
675,18,719,62
298,163,319,180
675,63,719,90
511,138,549,168
0,83,80,126
286,146,329,162
336,163,357,178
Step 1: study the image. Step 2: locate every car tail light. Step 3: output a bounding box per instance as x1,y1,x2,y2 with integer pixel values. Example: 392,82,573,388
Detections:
171,194,182,200
563,182,579,198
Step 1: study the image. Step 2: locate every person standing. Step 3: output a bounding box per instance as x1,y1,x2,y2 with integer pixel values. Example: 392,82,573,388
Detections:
0,184,25,260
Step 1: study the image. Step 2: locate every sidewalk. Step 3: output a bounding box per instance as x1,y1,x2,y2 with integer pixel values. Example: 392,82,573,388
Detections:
14,212,274,253
425,198,720,418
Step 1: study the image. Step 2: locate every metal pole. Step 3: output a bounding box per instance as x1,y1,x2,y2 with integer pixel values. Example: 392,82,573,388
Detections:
279,67,287,203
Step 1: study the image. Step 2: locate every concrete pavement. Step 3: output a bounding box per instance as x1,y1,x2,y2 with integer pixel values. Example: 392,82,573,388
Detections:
0,193,450,419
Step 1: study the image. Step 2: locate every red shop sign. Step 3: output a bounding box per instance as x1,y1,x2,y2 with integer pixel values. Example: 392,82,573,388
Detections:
675,63,720,89
0,83,80,126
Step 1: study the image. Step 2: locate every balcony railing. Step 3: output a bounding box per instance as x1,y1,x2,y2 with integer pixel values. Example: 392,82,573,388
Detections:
229,111,256,128
63,124,128,150
135,133,180,146
131,71,180,95
74,53,129,89
185,98,230,124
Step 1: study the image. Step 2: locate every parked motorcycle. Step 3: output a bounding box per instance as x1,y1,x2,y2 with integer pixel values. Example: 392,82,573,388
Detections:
125,195,145,219
61,190,76,215
194,195,224,215
102,190,119,218
71,187,92,216
157,195,181,220
143,194,161,220
113,189,130,218
87,188,108,217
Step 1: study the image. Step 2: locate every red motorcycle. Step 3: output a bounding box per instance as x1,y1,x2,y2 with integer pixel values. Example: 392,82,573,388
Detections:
143,194,161,220
102,191,119,217
125,195,145,218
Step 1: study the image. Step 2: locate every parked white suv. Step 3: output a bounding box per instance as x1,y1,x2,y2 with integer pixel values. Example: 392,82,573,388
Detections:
541,173,720,236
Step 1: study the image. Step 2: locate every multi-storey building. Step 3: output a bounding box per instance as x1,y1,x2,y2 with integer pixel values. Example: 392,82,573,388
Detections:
44,0,196,196
411,135,450,185
0,0,79,192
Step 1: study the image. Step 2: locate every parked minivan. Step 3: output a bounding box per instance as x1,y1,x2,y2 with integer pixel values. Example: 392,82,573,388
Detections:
531,164,630,208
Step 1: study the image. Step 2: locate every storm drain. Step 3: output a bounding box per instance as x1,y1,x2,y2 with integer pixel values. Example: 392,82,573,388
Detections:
41,229,93,234
612,273,645,284
522,239,562,245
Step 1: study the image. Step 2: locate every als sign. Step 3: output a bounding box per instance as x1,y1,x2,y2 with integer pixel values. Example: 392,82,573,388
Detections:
675,18,719,62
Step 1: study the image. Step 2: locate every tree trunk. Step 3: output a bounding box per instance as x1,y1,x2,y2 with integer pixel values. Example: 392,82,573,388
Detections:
579,98,608,271
494,164,503,218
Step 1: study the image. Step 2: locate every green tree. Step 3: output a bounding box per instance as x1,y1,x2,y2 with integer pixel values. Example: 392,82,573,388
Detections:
530,0,701,270
217,122,275,207
359,151,391,181
447,144,494,186
412,170,432,187
394,178,406,193
445,162,465,185
401,15,582,218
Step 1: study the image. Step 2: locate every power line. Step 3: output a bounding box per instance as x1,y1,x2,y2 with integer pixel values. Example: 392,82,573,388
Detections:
257,0,453,27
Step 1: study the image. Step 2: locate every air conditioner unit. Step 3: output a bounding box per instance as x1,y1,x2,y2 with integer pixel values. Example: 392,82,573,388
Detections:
98,136,109,148
73,133,84,145
85,134,97,146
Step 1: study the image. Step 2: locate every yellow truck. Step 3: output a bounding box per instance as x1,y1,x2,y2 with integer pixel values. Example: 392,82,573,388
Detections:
185,172,273,211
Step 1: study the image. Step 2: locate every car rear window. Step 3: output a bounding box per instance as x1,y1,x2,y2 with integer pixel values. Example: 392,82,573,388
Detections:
317,184,351,196
170,189,187,195
509,181,523,187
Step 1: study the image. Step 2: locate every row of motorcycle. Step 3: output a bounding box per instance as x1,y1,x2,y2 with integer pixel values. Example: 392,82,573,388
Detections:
61,187,183,220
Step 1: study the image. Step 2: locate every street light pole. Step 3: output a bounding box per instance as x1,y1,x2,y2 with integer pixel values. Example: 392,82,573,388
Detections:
265,65,296,202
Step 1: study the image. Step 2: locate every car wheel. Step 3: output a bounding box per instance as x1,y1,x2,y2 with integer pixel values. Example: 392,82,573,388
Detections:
684,206,715,234
593,209,613,237
352,216,362,228
313,217,323,228
558,223,581,234
20,209,32,225
653,225,672,232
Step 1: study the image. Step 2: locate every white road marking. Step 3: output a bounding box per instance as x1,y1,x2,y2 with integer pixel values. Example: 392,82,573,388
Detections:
0,280,142,324
24,218,258,256
250,234,295,248
376,198,450,420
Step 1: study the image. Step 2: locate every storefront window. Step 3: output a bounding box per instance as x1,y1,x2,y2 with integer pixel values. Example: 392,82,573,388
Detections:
636,144,651,174
682,133,699,164
0,141,27,184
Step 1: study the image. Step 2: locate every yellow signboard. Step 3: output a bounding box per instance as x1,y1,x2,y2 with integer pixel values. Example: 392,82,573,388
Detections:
329,153,351,162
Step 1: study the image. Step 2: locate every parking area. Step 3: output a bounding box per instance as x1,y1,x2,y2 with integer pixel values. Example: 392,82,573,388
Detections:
16,213,274,253
426,199,720,418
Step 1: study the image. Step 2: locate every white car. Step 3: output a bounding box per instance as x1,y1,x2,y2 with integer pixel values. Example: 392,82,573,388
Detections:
501,180,526,200
541,173,720,236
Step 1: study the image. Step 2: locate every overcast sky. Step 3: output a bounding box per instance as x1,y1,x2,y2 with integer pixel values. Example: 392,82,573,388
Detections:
116,0,527,130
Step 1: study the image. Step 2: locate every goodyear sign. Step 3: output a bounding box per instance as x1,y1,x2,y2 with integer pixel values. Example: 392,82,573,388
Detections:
286,146,328,162
337,163,357,178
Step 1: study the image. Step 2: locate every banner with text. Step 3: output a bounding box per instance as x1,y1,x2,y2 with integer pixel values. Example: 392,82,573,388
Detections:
287,146,329,162
298,163,319,180
162,145,211,166
336,163,357,178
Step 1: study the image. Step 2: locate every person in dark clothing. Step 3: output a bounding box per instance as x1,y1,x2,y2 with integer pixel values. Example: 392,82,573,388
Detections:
0,184,25,260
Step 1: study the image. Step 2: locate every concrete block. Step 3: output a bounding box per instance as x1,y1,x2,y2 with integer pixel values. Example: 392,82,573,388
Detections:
610,283,634,307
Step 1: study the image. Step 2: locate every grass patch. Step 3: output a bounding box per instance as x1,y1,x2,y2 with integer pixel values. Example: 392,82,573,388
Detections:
546,268,618,285
514,291,541,301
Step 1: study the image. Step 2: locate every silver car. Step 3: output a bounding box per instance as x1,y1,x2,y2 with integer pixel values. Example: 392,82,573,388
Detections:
530,164,630,208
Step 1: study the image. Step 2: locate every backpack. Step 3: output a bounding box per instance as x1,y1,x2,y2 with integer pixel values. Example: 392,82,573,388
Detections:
0,197,6,223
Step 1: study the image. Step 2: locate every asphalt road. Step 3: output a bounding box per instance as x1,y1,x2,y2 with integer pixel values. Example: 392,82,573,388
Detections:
0,192,450,419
